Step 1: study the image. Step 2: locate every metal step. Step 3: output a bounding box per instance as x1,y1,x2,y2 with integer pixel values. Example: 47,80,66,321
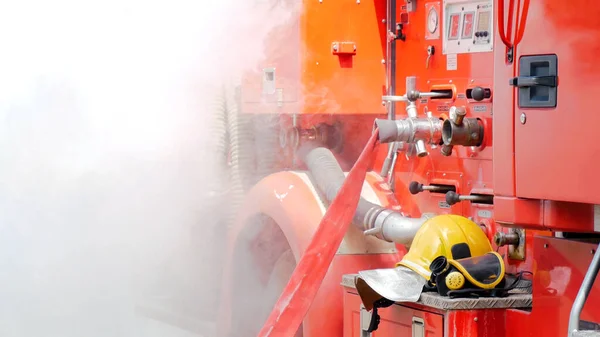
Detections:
572,331,600,337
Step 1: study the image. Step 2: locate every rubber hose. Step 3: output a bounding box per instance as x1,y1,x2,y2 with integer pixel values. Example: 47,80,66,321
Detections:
304,147,383,228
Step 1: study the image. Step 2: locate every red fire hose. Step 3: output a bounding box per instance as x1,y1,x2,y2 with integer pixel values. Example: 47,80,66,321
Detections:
257,129,380,337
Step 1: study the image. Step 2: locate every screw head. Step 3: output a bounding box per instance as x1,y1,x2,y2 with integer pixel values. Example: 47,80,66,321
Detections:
520,112,527,124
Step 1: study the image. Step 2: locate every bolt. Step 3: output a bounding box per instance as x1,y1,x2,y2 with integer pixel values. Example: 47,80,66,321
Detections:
592,249,596,254
357,0,360,3
520,112,527,124
319,0,323,2
544,243,548,248
443,173,446,177
353,44,357,51
471,79,475,83
382,19,386,23
316,62,319,65
333,44,338,51
460,173,463,177
474,317,478,322
449,79,453,83
381,59,386,64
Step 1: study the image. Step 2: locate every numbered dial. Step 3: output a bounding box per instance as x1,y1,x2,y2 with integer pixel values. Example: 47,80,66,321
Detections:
427,7,439,34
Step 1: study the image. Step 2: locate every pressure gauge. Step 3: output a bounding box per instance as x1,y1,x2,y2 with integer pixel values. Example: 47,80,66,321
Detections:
427,7,439,34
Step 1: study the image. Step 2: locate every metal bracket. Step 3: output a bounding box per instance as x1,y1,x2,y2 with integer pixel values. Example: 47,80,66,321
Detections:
360,304,373,336
508,228,526,260
332,41,357,56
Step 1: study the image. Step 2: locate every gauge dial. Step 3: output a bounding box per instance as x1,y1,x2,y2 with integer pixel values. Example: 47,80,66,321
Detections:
427,7,438,34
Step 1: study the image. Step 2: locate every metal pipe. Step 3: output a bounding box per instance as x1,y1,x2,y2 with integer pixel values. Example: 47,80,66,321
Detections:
375,118,443,145
380,141,399,177
363,208,430,246
568,243,600,337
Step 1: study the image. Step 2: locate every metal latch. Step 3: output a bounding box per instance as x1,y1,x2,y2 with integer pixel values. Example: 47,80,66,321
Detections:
412,317,425,337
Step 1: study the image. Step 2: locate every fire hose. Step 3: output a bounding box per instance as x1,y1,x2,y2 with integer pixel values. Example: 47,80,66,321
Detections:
257,129,381,337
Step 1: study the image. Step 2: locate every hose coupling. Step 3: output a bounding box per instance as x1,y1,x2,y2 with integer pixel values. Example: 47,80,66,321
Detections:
441,106,484,156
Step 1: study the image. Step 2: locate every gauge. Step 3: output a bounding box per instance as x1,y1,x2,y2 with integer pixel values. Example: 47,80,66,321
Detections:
427,7,438,34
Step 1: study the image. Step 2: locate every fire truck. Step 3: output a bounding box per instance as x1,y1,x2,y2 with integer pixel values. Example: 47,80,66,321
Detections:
213,0,600,336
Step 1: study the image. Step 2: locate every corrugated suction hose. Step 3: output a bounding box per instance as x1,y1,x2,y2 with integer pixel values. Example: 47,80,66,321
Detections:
304,147,383,228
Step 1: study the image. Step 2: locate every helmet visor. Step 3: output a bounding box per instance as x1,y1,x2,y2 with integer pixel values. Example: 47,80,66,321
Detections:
355,266,427,311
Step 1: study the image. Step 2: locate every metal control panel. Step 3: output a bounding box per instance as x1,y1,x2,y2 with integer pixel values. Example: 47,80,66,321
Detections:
442,0,493,54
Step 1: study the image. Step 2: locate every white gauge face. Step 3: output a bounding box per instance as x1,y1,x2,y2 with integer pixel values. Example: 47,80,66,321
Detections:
427,7,438,34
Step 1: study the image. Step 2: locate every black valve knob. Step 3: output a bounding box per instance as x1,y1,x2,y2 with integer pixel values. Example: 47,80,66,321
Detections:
445,191,461,205
471,86,485,101
409,181,423,195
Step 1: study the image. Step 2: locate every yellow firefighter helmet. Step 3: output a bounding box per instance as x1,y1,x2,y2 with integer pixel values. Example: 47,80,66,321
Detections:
397,214,493,280
356,214,496,310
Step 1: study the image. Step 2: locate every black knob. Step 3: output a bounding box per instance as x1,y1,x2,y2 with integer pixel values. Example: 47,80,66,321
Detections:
471,86,485,101
409,181,423,195
445,191,461,205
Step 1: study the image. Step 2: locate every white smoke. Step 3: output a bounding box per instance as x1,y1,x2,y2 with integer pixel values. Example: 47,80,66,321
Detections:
0,0,295,336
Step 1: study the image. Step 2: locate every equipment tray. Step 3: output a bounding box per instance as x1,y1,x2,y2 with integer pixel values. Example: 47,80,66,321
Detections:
341,274,532,310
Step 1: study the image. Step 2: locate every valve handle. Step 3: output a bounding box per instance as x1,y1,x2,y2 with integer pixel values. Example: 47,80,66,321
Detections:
382,91,447,102
409,181,423,195
445,191,494,205
410,181,456,195
445,191,461,205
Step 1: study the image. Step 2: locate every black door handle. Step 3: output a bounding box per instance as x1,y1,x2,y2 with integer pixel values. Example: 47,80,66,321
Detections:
509,75,557,88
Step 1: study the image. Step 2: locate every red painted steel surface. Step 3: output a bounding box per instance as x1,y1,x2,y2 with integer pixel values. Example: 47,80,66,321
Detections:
531,236,600,337
493,0,600,231
511,1,600,204
343,288,507,337
343,290,445,337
